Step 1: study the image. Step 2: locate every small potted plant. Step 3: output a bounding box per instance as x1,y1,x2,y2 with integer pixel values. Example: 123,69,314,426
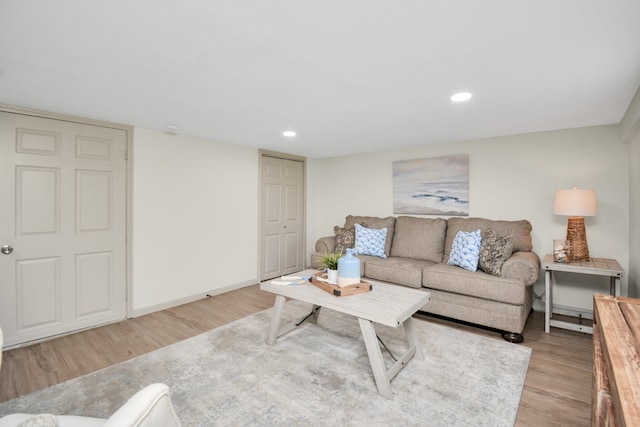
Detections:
320,251,341,284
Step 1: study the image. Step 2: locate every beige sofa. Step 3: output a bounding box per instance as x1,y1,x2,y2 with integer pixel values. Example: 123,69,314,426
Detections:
311,215,541,342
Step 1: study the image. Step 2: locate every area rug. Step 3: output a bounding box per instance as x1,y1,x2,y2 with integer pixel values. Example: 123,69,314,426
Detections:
0,300,531,426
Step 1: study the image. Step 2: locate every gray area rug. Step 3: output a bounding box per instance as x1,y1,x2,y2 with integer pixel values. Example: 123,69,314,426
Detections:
0,300,531,426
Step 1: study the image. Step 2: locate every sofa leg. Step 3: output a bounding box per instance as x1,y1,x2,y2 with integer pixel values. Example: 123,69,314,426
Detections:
501,332,524,343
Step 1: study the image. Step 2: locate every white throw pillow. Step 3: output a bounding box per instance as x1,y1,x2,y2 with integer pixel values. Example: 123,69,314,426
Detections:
17,414,60,427
447,229,482,272
353,224,387,258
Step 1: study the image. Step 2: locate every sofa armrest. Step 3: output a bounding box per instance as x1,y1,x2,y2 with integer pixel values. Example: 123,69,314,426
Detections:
105,383,181,427
501,251,540,285
315,236,336,253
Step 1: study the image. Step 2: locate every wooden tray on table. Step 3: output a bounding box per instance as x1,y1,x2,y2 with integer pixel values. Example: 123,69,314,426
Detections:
311,272,372,297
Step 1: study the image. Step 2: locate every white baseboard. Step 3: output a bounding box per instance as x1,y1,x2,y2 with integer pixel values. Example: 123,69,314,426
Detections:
130,278,260,318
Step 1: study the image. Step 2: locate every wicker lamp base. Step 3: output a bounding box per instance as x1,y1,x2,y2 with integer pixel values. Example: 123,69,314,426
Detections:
566,216,590,261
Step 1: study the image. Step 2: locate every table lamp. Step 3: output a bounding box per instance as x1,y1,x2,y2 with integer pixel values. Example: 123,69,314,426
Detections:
553,186,597,261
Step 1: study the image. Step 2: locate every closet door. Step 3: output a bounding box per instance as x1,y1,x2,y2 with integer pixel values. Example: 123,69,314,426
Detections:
260,155,304,280
0,111,128,347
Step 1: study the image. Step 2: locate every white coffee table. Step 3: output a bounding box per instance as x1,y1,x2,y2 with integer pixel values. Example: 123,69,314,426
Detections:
260,269,431,399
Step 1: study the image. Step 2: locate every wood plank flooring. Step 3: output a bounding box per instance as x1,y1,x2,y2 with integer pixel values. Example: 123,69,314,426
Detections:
0,285,593,426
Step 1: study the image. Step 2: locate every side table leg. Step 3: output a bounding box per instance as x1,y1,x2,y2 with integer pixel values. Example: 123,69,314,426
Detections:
545,270,551,333
266,295,286,345
358,318,393,400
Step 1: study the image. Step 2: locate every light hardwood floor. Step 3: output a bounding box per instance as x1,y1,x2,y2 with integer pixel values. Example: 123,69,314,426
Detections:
0,285,593,426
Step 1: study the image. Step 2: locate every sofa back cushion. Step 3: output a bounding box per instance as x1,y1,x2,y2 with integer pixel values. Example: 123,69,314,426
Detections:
344,215,395,257
444,218,533,260
390,216,447,262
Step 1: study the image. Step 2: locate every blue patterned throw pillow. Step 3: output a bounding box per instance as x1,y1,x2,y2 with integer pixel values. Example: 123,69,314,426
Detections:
353,224,387,258
447,229,482,272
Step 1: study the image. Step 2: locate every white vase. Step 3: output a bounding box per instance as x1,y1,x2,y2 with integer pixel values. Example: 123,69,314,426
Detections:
327,269,338,285
337,248,361,287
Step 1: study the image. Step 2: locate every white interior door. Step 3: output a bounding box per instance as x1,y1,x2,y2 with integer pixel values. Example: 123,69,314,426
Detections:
261,155,304,280
0,111,128,347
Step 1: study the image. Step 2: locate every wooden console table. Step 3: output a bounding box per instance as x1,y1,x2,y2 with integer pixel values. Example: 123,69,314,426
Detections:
542,255,624,334
592,294,640,426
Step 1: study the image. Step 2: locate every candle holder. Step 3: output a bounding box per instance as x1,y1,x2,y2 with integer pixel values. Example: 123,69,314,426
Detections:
553,239,570,263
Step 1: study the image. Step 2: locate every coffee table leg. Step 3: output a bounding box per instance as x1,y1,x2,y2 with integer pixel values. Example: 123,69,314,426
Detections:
403,317,423,361
266,295,286,345
358,318,394,400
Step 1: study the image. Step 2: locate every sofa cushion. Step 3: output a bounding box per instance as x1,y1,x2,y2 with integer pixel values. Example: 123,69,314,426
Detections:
478,228,513,276
447,229,482,272
390,216,446,262
344,215,395,257
364,256,435,288
422,263,529,305
444,218,532,260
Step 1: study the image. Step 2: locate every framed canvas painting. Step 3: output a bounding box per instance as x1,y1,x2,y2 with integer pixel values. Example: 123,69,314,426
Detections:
393,154,469,216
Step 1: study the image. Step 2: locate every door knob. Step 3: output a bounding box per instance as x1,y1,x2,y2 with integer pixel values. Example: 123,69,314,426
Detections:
1,245,13,255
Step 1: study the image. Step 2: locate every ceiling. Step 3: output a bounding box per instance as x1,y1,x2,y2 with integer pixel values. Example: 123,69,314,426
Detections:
1,1,639,159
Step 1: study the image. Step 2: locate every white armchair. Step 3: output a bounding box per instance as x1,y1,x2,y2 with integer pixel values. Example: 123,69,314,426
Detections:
0,383,182,427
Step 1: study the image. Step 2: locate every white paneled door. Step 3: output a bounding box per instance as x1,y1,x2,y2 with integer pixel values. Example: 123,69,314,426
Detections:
261,155,304,281
0,112,127,347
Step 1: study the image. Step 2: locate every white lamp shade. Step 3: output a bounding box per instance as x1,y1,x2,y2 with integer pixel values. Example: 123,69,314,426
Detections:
553,187,597,217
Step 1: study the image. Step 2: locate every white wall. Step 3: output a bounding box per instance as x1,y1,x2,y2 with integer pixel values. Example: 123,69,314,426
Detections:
128,119,635,318
132,128,259,315
307,124,629,314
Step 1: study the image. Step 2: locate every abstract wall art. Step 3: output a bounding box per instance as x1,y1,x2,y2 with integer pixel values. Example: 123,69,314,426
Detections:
393,154,469,216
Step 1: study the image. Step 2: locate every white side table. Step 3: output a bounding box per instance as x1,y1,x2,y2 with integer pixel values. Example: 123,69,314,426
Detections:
542,254,624,334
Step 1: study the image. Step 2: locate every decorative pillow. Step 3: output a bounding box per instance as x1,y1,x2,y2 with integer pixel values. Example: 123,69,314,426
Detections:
479,228,513,276
17,414,60,427
344,216,395,257
333,222,366,254
447,229,482,272
353,224,387,258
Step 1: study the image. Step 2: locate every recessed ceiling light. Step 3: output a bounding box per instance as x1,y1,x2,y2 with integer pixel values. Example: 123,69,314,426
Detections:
450,92,472,102
283,130,296,137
